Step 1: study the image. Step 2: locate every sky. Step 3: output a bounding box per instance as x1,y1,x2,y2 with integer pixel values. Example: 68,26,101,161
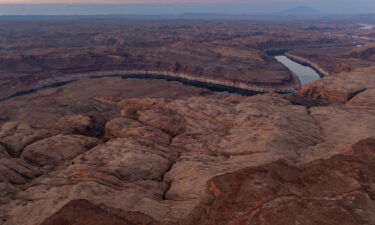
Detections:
0,0,374,15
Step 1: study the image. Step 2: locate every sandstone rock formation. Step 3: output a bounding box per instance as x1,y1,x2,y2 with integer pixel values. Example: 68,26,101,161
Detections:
0,158,41,185
0,84,374,225
298,66,375,104
1,17,375,225
40,199,133,225
21,134,99,170
0,122,50,157
347,88,375,107
56,114,104,137
0,18,352,99
186,138,375,225
287,44,375,76
105,117,171,146
0,145,9,159
0,77,209,132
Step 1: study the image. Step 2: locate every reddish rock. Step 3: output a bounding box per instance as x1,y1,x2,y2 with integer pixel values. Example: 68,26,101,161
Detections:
40,199,155,225
57,114,93,134
298,67,375,104
0,145,9,159
21,134,99,169
0,89,374,225
64,138,175,183
0,19,375,225
105,117,171,146
0,122,50,157
0,158,41,184
137,108,186,136
347,88,375,107
56,114,105,137
118,98,168,119
186,139,375,225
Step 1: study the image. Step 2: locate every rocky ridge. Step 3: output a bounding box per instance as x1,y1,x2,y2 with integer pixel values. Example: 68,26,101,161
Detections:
0,74,374,224
299,66,375,104
0,18,374,223
0,18,354,99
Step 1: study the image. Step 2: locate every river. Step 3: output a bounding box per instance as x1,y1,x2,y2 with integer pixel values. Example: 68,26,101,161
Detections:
0,55,322,101
359,24,375,30
275,55,321,85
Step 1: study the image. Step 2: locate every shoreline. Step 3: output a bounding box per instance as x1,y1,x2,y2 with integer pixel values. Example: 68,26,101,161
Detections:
0,69,301,101
284,52,330,77
60,69,301,93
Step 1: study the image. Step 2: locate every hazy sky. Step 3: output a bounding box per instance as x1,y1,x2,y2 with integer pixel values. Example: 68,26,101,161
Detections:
0,0,373,14
0,0,291,3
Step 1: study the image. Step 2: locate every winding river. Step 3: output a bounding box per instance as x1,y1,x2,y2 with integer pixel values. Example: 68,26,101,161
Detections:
275,55,321,85
359,24,375,30
0,54,322,102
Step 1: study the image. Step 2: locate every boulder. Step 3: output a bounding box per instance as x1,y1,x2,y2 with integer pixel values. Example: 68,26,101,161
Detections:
185,139,375,225
40,199,139,225
0,145,9,159
137,108,186,136
0,158,41,184
21,134,99,169
64,138,175,183
347,88,375,107
105,117,171,146
298,67,375,104
0,95,374,225
0,122,50,157
56,114,106,137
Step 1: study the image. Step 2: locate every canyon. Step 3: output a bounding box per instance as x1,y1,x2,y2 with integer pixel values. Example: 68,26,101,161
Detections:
0,18,364,98
0,16,374,225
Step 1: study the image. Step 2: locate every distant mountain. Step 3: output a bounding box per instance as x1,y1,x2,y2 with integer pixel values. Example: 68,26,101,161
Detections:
281,6,320,14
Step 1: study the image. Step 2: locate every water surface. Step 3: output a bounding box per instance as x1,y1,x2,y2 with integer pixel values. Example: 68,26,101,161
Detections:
275,55,321,85
359,24,375,30
0,55,323,102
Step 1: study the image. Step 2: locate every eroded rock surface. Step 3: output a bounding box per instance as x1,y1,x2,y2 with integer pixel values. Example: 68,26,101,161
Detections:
0,145,9,159
298,67,375,104
56,114,105,137
0,158,41,184
66,138,176,183
186,138,375,225
347,88,375,107
21,134,99,170
40,200,134,225
105,117,171,146
1,18,375,225
0,122,50,157
0,91,373,225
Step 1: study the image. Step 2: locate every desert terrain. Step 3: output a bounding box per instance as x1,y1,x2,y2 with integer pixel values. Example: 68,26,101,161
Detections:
0,17,366,98
0,15,374,225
